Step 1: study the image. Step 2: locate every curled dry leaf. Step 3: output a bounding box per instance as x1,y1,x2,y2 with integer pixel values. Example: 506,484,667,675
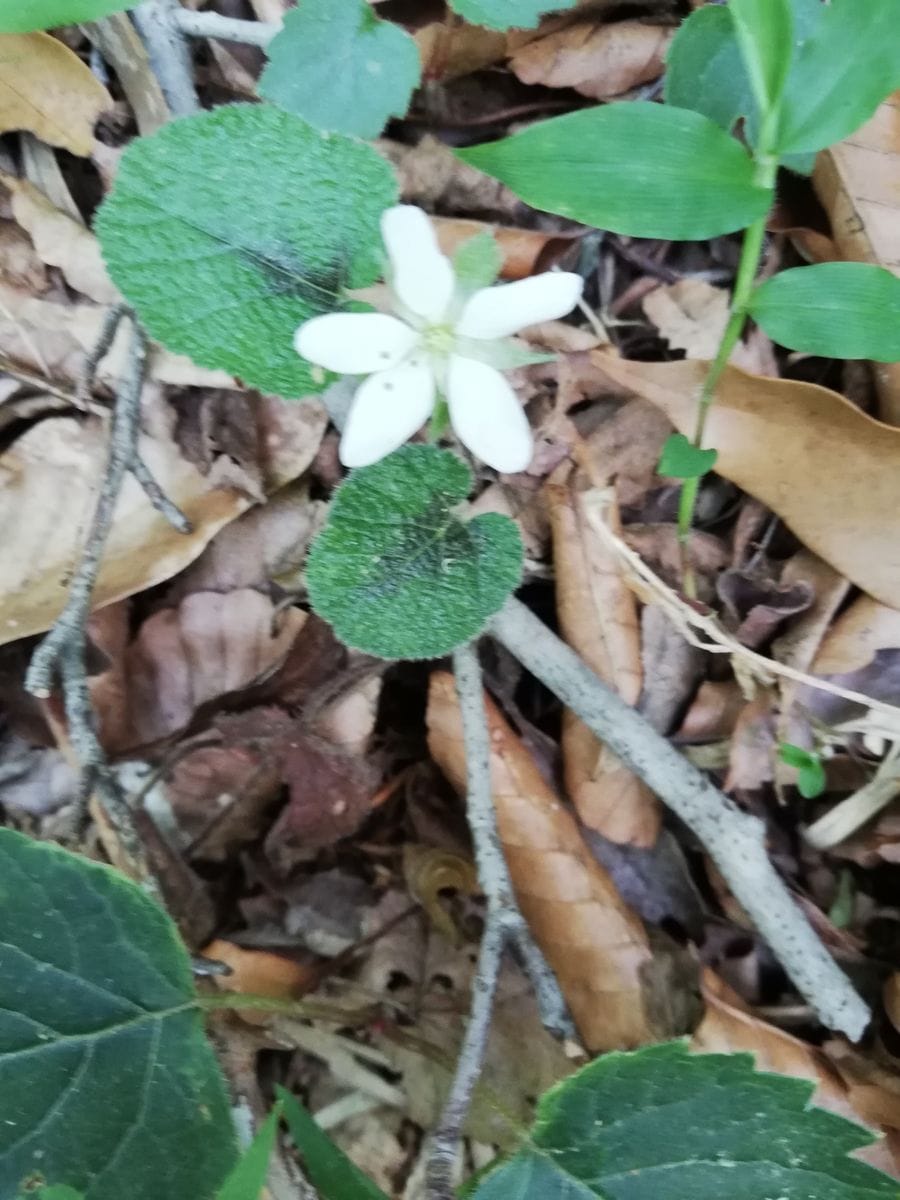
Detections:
433,216,575,280
0,32,111,156
594,350,900,607
510,19,673,101
547,465,661,846
814,93,900,423
204,938,320,1024
427,670,696,1051
402,843,479,945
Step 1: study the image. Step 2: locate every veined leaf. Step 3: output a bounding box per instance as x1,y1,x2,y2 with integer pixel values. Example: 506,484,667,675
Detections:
729,0,793,119
664,6,756,135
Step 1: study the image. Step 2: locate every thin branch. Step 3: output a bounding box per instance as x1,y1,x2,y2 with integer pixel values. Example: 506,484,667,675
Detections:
488,597,871,1041
131,0,200,116
172,8,278,48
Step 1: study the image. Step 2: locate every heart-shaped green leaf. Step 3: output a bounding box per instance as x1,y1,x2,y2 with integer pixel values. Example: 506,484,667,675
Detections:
307,445,523,659
95,104,397,397
658,433,718,479
0,830,236,1200
779,743,827,799
259,0,421,139
0,0,128,30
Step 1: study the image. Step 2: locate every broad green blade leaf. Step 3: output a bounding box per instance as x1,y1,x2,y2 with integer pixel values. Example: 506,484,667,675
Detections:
749,263,900,361
259,0,420,139
216,1103,282,1200
658,433,717,479
0,829,236,1200
448,0,576,31
664,6,756,134
306,445,523,659
457,103,772,240
0,0,128,30
729,0,793,117
95,104,397,397
472,1042,896,1200
777,0,900,154
277,1088,390,1200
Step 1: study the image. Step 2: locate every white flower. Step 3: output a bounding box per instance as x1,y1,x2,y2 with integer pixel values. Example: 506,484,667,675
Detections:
294,205,583,473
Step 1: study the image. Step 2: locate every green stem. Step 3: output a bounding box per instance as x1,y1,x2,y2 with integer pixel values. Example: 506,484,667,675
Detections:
194,992,370,1022
677,155,777,596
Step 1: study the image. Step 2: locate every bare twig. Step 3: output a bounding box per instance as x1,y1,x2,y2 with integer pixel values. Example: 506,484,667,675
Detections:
172,8,278,48
131,0,200,116
83,12,171,134
488,596,870,1041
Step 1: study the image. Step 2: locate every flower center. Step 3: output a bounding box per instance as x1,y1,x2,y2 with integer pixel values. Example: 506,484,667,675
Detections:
420,323,456,357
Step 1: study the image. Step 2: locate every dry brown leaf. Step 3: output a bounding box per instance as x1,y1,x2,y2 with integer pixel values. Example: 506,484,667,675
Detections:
811,595,900,676
204,938,319,1023
377,136,522,221
815,92,900,423
433,216,575,280
510,19,672,100
0,220,48,292
693,970,897,1174
0,33,111,156
547,465,661,845
427,670,695,1051
0,173,118,303
593,350,900,607
415,18,507,80
644,280,778,374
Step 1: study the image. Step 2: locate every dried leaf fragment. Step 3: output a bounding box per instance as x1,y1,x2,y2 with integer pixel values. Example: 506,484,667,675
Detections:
510,19,673,100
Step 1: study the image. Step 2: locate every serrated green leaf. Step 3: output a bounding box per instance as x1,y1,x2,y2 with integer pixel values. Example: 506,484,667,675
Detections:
776,0,900,154
0,0,128,31
259,0,420,139
457,103,772,240
95,104,397,397
278,1088,390,1200
779,743,827,799
216,1103,281,1200
729,0,794,117
306,445,523,660
448,0,576,31
452,231,503,293
0,829,236,1200
665,7,756,134
658,433,717,479
749,263,900,361
472,1042,896,1200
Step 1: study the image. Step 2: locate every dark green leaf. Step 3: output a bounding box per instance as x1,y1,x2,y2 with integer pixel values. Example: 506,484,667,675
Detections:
259,0,420,139
729,0,793,117
779,743,827,799
0,829,236,1200
95,104,397,397
448,0,575,31
472,1042,896,1200
749,263,900,361
306,445,523,660
456,102,772,240
658,433,717,479
777,0,900,154
664,7,756,134
278,1088,390,1200
0,0,128,30
216,1103,282,1200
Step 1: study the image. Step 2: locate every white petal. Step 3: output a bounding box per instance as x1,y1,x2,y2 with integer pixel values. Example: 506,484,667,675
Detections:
295,312,418,373
455,272,584,339
446,355,532,474
381,205,455,324
339,358,436,468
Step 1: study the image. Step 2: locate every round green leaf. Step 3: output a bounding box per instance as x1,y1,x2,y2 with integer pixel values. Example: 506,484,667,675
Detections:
449,0,576,30
749,263,900,361
0,0,128,31
95,104,397,397
457,102,772,240
307,445,523,659
0,829,236,1200
658,432,717,480
259,0,420,139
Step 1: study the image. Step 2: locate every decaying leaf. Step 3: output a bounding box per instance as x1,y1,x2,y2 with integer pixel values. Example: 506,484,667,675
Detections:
427,670,697,1051
546,465,661,846
402,844,479,944
0,32,111,156
815,92,900,423
433,215,575,280
204,938,319,1023
594,351,900,607
810,595,900,677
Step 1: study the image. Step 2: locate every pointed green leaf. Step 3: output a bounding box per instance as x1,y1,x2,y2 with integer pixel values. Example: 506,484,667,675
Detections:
306,445,523,660
777,0,900,154
452,231,503,293
779,743,827,799
0,0,128,30
259,0,420,139
0,829,236,1200
658,433,717,479
448,0,576,31
95,104,397,397
216,1103,282,1200
729,0,794,117
278,1088,390,1200
472,1043,896,1200
665,6,756,134
749,263,900,361
457,103,772,240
